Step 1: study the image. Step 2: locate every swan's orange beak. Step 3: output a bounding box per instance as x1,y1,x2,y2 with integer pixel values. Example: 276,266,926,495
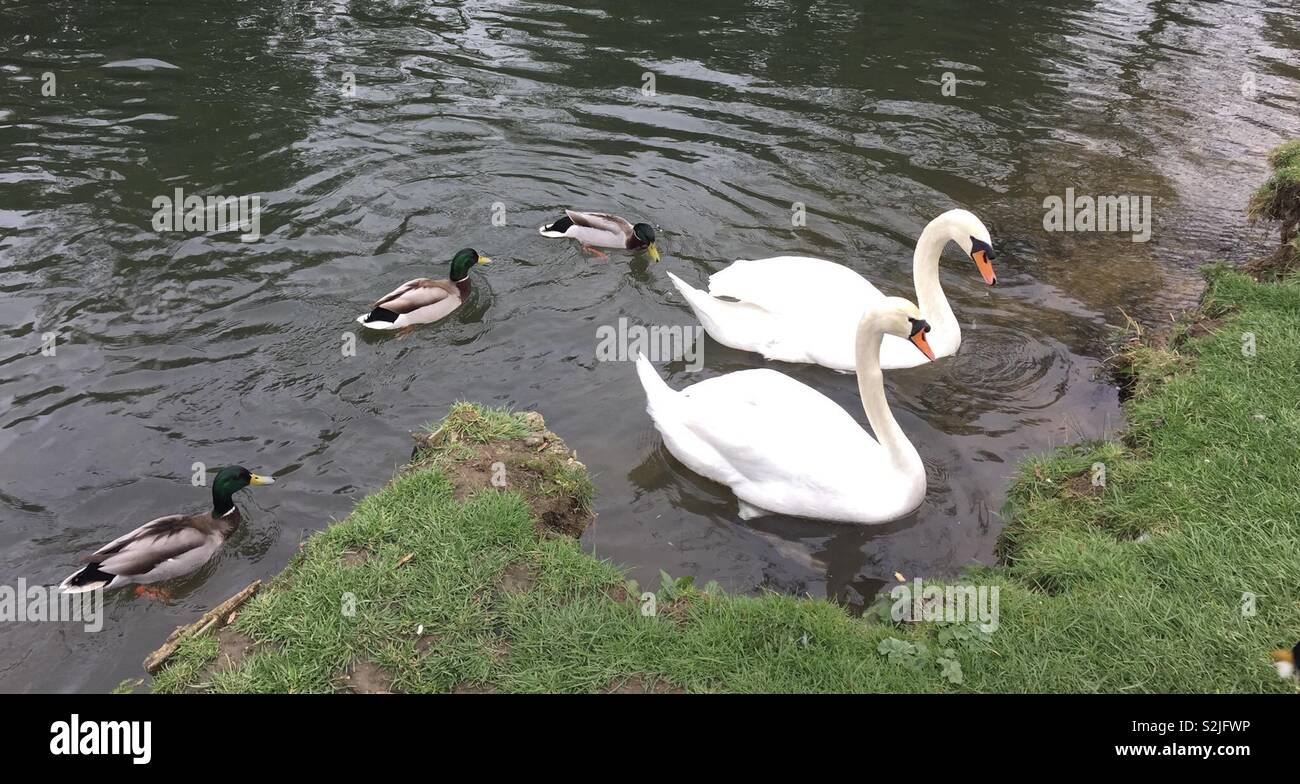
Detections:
910,330,936,361
973,249,997,286
1273,649,1295,665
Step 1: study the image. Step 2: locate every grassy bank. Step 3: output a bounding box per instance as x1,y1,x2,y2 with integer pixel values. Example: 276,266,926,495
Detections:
151,267,1300,692
152,403,947,693
986,265,1300,691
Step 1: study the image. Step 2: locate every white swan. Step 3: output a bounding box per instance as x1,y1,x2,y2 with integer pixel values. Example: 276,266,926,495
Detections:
635,297,935,524
667,209,996,371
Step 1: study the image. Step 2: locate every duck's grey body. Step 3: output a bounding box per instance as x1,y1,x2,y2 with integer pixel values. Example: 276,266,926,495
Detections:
59,465,273,595
356,277,469,330
540,210,642,249
59,511,237,593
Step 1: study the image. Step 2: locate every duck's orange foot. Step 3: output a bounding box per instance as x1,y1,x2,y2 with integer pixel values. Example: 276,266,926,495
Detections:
394,326,417,341
580,244,609,259
134,585,172,603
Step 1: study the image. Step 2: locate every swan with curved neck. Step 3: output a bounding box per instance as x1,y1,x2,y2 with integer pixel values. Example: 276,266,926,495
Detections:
635,297,935,524
667,209,996,372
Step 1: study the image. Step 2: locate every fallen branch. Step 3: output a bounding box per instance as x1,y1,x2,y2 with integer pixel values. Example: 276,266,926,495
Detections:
143,580,261,675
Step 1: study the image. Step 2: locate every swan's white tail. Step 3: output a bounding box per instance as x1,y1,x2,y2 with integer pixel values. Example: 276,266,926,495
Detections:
666,271,776,354
634,352,677,416
665,271,704,303
666,272,727,334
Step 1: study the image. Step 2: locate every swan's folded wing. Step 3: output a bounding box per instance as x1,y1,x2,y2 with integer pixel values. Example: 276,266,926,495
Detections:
677,369,882,487
708,256,882,314
373,279,454,314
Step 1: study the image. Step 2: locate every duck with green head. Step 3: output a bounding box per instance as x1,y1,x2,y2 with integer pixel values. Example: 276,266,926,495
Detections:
59,466,275,600
356,248,491,331
539,210,661,261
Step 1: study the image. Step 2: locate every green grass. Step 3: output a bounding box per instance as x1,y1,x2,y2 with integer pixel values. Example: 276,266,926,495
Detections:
1248,140,1300,215
152,269,1300,692
153,404,958,693
425,400,531,443
989,266,1300,691
1248,140,1300,259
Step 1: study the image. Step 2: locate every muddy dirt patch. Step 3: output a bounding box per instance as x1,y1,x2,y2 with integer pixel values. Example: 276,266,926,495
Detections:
415,635,441,656
339,660,396,694
341,548,373,567
1061,472,1103,500
499,563,534,594
412,410,595,538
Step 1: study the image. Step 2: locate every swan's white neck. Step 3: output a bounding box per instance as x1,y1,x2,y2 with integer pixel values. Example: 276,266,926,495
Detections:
855,314,921,473
913,216,960,353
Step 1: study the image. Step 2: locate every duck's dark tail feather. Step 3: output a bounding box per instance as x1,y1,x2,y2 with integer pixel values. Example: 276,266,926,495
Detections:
59,563,116,594
363,306,399,324
539,215,573,238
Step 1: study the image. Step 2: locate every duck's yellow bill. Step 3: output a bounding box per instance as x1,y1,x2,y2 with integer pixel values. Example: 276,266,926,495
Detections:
250,474,276,486
647,243,661,262
477,255,491,265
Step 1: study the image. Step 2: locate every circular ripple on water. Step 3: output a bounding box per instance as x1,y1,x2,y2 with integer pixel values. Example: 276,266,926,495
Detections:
912,323,1074,434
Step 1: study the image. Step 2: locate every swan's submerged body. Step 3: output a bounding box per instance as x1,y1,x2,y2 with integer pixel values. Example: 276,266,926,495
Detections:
636,297,932,525
669,209,995,372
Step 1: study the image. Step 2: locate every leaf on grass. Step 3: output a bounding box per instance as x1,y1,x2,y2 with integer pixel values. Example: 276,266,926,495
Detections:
940,656,964,685
877,637,917,664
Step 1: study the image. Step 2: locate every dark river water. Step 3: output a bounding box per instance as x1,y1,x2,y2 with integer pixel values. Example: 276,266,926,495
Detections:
1,0,1297,692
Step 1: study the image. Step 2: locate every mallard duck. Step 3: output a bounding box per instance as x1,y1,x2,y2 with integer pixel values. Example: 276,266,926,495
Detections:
667,209,996,371
635,297,935,524
1273,641,1299,679
539,210,661,261
356,248,491,330
59,466,274,599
